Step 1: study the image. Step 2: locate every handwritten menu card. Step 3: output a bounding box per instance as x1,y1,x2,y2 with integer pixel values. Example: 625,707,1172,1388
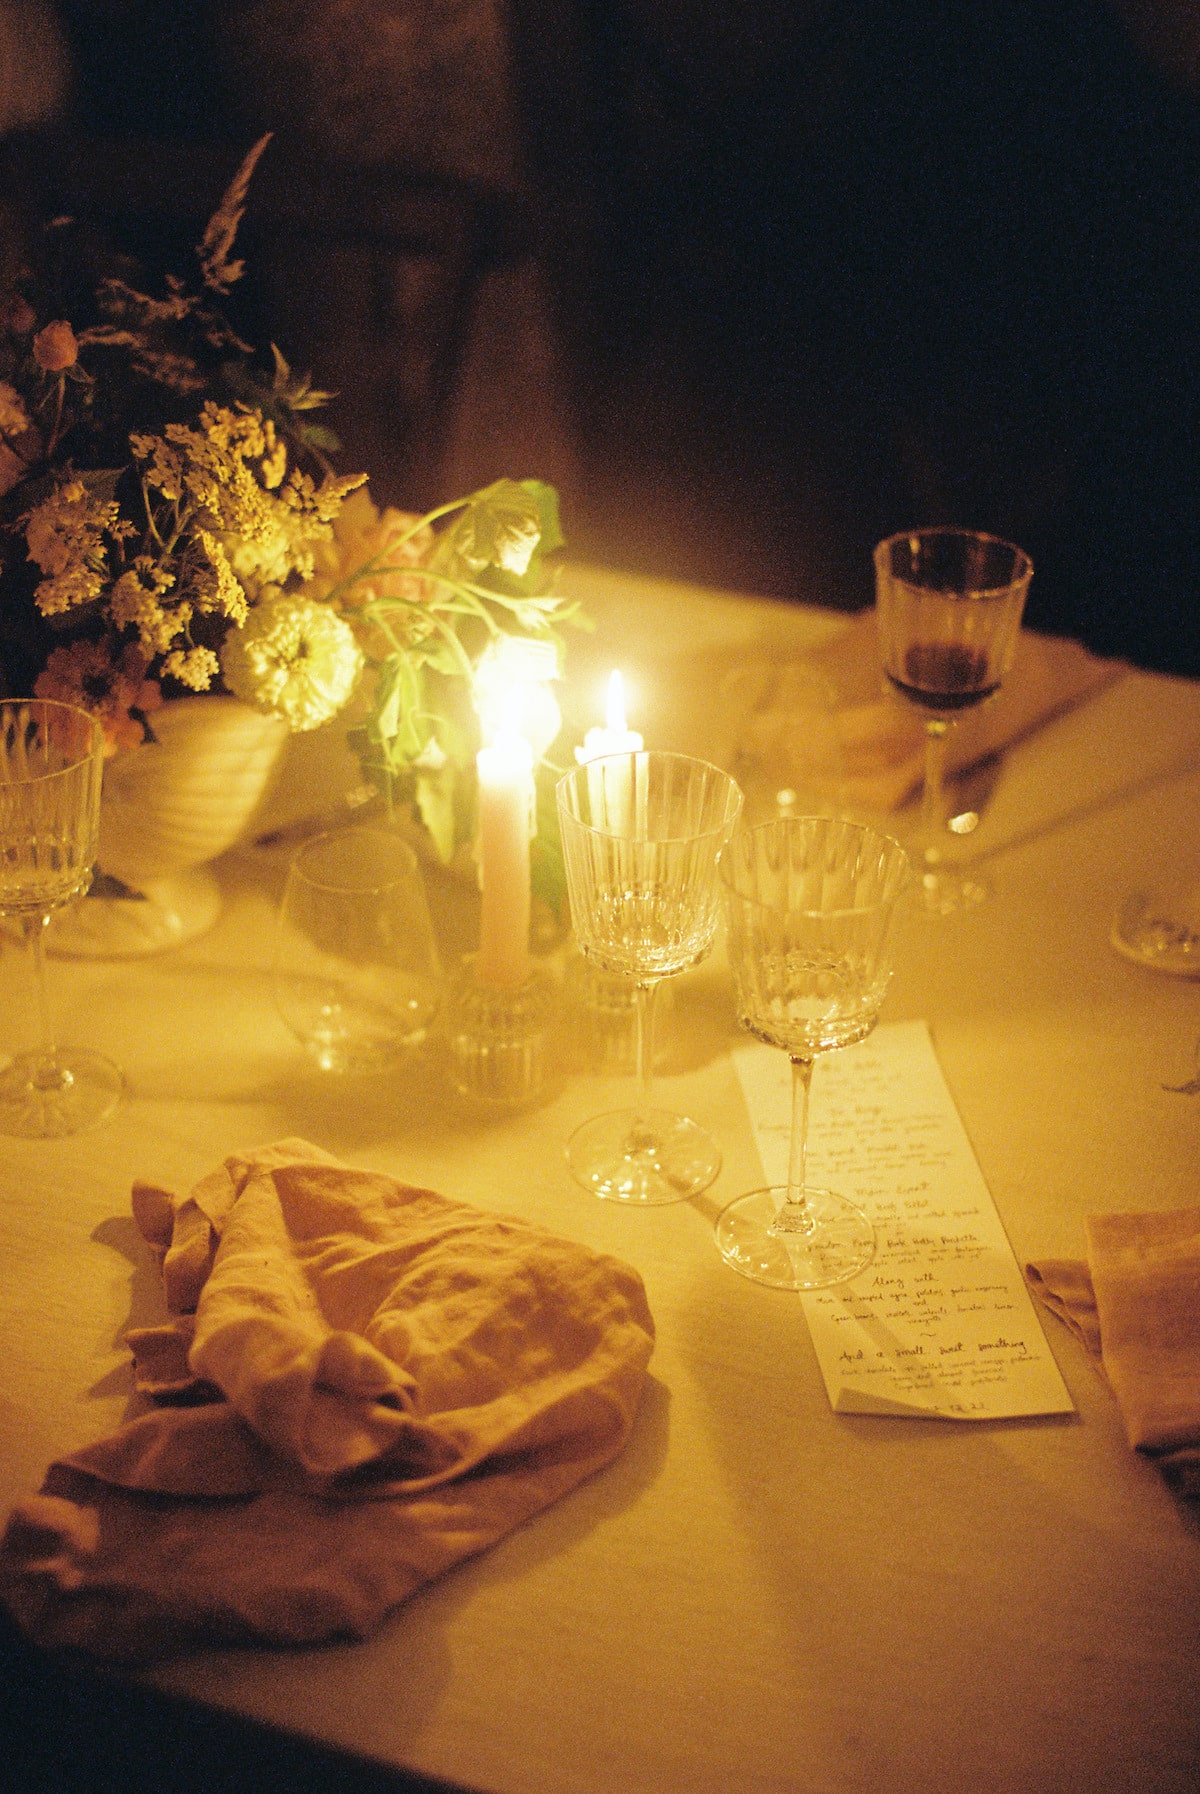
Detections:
733,1020,1074,1420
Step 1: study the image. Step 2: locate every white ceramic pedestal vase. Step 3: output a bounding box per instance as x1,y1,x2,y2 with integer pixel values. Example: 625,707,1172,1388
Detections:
50,695,290,958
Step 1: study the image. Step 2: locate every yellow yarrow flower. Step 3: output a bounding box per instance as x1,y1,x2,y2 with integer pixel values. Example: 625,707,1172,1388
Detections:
130,431,185,503
33,560,108,616
261,433,286,491
131,404,363,606
109,557,184,656
193,529,249,623
161,644,221,691
26,479,128,615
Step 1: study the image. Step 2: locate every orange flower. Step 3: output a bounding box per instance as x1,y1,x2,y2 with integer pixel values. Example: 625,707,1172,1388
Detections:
311,486,434,612
32,319,78,373
307,486,436,660
35,640,162,756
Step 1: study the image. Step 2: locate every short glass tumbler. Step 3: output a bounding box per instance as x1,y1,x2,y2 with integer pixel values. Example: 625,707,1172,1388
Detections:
716,816,910,1289
273,826,441,1073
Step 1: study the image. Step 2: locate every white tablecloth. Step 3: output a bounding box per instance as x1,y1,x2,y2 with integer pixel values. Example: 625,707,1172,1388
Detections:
3,565,1200,1794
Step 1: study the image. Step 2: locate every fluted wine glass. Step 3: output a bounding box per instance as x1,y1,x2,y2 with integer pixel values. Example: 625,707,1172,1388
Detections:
557,750,742,1203
0,699,123,1136
875,528,1032,915
716,815,910,1289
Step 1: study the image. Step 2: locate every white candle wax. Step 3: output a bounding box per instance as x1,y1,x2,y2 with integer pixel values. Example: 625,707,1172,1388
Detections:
476,730,534,990
576,670,644,835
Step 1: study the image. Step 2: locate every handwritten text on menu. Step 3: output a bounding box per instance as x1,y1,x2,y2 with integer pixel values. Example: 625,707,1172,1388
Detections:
733,1020,1074,1420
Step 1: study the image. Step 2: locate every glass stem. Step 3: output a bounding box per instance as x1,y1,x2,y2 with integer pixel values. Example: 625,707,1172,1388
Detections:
23,912,65,1088
775,1053,816,1235
920,716,953,867
632,977,662,1123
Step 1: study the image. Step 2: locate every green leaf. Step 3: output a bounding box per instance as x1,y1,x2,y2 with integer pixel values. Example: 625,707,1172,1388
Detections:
343,724,410,798
414,764,458,863
366,654,424,762
530,759,568,916
288,388,338,412
299,422,341,453
524,479,564,556
430,479,562,596
417,634,468,678
269,342,292,388
268,341,335,412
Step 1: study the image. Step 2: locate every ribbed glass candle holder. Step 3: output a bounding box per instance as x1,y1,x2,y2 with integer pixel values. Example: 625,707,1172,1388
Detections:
444,957,564,1107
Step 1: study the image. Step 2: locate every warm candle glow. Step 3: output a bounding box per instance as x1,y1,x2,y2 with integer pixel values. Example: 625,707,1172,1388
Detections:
605,669,629,734
475,685,535,990
573,670,645,838
475,637,562,760
576,670,644,764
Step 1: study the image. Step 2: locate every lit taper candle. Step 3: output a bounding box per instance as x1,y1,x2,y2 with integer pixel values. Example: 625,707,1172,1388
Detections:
476,715,534,990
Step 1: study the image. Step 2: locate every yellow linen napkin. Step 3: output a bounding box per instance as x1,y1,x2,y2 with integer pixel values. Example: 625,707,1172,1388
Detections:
1026,1209,1200,1496
734,608,1124,814
0,1140,655,1662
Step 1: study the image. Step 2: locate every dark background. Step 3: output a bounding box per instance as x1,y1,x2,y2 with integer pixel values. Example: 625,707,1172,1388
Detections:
7,0,1198,660
6,1,1200,665
510,0,1200,676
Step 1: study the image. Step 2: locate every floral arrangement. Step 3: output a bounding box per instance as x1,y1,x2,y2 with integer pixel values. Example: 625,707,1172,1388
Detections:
0,136,578,874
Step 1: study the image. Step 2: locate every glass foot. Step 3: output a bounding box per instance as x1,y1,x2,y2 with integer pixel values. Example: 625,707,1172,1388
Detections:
1111,888,1200,977
0,1048,124,1138
567,1106,721,1204
915,862,989,917
715,1185,875,1289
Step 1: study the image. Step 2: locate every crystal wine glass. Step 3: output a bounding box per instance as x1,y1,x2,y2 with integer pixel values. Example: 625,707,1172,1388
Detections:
716,815,910,1289
874,527,1032,915
557,750,743,1204
0,699,124,1136
273,826,442,1073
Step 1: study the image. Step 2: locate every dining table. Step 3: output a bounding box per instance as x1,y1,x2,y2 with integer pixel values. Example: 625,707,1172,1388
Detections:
2,560,1200,1794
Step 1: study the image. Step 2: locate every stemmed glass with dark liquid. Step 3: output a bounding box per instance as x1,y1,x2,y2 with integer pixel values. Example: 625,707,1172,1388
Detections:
874,528,1033,915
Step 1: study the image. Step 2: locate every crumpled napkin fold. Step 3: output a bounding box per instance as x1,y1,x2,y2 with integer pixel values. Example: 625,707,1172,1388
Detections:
730,608,1124,813
0,1139,656,1662
1026,1208,1200,1496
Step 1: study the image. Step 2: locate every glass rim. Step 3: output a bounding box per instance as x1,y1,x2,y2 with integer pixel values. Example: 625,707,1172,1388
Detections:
873,526,1033,597
720,815,911,916
287,824,423,894
556,749,743,843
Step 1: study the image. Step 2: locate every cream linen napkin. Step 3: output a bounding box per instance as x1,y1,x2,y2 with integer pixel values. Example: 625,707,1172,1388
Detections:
733,608,1124,813
0,1140,655,1663
1026,1209,1200,1496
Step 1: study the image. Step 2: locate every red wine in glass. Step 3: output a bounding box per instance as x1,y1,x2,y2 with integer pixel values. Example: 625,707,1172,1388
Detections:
887,642,1000,713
